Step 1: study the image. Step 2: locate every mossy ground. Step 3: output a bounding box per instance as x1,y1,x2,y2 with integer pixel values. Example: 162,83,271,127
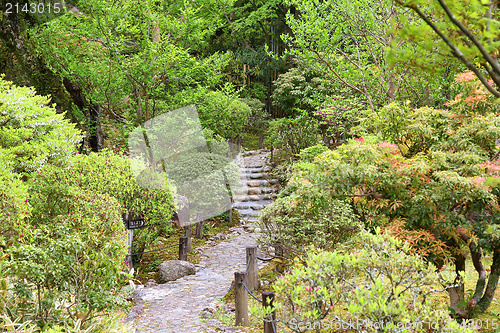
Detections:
134,210,240,284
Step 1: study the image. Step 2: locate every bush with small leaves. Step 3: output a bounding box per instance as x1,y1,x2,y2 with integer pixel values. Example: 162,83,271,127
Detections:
5,187,128,329
258,177,359,259
265,112,321,158
266,230,475,333
0,76,82,174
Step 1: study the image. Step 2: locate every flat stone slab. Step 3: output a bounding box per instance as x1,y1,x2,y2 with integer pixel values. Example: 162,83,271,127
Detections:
233,204,249,210
249,173,263,179
247,180,260,187
251,204,264,210
235,196,249,202
247,188,261,195
249,195,260,201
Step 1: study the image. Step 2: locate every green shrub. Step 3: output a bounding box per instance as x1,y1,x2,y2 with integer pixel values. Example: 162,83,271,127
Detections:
168,84,252,139
268,230,474,333
271,67,335,116
0,76,82,174
297,144,329,163
258,181,359,259
240,97,270,134
4,188,128,329
265,112,320,158
29,151,176,260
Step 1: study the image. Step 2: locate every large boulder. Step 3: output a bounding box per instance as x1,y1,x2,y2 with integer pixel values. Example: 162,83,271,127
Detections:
159,260,196,282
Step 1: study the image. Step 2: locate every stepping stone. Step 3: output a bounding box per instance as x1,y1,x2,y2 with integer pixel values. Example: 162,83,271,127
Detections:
251,204,264,210
261,188,273,194
247,180,260,187
249,211,261,217
247,188,261,195
262,194,273,200
234,189,247,195
259,180,270,186
249,195,260,201
250,173,263,179
247,164,264,168
234,204,249,210
268,179,279,185
235,195,250,202
251,168,263,173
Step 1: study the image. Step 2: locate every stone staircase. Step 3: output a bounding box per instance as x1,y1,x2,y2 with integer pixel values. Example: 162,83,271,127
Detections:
232,149,279,223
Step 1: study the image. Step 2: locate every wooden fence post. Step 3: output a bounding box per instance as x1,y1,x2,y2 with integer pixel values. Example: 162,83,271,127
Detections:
246,246,258,291
229,197,233,225
126,229,134,272
185,225,192,252
195,212,204,239
234,271,249,327
237,135,242,152
229,137,234,154
179,237,188,261
263,292,276,333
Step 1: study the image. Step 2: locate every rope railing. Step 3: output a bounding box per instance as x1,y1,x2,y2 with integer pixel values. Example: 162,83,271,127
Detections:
234,246,279,332
241,279,262,303
246,253,252,272
257,256,277,262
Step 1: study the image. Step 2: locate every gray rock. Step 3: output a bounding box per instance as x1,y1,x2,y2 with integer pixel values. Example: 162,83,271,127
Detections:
213,233,227,241
159,260,196,283
234,203,249,210
251,204,264,210
249,195,260,201
144,280,158,288
206,319,223,328
200,310,213,319
243,224,257,231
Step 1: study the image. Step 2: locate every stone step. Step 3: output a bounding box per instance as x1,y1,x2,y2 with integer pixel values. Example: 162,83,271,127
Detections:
234,194,276,202
233,187,279,196
246,180,278,187
238,166,271,173
233,202,272,210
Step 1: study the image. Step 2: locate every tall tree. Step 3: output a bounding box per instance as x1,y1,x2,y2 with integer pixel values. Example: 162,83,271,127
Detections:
282,0,457,111
395,0,500,98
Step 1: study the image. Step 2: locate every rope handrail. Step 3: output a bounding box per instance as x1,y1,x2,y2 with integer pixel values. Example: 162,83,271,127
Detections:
240,280,262,303
257,255,277,262
126,242,181,257
246,253,252,272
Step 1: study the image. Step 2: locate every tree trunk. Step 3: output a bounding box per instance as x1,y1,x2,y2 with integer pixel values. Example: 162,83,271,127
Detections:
477,246,500,311
447,253,468,318
63,78,104,152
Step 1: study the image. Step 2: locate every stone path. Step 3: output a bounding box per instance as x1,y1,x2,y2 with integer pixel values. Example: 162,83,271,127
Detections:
132,227,267,333
233,150,279,223
131,149,278,333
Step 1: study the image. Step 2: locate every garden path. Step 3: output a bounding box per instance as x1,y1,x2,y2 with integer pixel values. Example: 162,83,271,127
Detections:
131,149,276,333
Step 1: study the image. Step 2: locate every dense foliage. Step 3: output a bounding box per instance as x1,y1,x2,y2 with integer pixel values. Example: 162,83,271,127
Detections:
0,77,82,173
3,0,500,329
265,231,475,333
